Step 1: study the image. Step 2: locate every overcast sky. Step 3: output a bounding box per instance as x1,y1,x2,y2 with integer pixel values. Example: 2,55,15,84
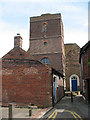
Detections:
0,0,88,58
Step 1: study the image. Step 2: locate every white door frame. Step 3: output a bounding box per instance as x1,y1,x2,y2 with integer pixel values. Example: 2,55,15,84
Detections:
70,74,79,91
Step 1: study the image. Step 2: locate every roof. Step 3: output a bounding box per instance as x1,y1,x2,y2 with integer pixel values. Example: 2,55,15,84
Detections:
64,43,80,55
2,46,64,78
79,41,90,63
30,13,62,22
52,68,64,78
2,47,34,60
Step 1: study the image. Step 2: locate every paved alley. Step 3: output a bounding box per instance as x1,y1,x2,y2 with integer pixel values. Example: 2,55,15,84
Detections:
42,95,90,119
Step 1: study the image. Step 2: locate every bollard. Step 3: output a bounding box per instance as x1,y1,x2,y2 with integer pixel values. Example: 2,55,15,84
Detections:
71,92,73,102
8,104,12,120
29,109,32,116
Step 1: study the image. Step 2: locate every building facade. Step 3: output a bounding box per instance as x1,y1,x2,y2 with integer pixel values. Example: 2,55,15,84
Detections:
79,41,90,103
2,34,64,107
2,13,66,107
65,43,81,92
28,13,65,75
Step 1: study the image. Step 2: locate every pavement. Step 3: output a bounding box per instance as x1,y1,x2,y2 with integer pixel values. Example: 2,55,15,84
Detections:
0,94,90,119
0,104,52,119
30,107,52,118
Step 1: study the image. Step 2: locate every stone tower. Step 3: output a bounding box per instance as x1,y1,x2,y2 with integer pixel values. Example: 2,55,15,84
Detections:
28,13,65,75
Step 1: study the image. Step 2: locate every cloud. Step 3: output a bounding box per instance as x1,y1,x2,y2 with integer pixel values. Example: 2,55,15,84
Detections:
0,0,88,58
0,0,51,3
84,22,88,27
0,0,89,3
64,29,88,47
0,20,29,58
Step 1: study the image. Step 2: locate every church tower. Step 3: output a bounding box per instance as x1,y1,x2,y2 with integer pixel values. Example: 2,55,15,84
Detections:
28,13,65,75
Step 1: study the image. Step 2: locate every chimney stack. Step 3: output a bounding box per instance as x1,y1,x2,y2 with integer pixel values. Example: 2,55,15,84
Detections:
14,33,23,48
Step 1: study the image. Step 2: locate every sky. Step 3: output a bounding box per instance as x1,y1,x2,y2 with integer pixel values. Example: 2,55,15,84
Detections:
0,0,89,58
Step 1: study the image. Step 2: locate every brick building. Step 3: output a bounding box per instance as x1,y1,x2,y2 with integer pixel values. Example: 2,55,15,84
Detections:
2,34,64,107
28,13,65,76
79,41,90,103
2,13,66,107
65,43,81,92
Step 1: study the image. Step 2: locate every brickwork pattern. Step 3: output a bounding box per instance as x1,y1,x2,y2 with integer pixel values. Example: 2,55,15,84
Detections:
28,13,65,75
81,47,90,102
82,47,90,79
2,59,53,107
65,44,80,91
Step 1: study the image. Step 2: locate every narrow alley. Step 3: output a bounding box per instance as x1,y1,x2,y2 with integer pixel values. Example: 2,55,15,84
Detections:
42,94,90,119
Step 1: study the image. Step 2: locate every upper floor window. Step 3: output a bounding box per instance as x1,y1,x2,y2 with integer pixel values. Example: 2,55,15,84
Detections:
41,57,50,64
44,41,47,46
42,23,47,32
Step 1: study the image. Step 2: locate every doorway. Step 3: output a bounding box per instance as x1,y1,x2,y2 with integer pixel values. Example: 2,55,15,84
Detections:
70,74,79,91
72,79,77,91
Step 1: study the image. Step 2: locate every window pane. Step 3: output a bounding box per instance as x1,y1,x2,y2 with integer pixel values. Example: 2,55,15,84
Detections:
44,42,47,46
41,57,50,64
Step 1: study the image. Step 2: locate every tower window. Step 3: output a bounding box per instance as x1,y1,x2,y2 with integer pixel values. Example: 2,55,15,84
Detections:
42,23,47,32
41,57,50,64
44,42,47,46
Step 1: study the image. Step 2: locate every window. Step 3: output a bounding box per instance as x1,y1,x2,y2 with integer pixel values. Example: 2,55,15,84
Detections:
41,57,50,64
71,76,77,80
42,23,47,32
44,42,47,46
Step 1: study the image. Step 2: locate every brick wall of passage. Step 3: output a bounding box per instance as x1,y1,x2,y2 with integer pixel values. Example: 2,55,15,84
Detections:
65,44,80,91
28,53,64,74
82,47,90,79
2,59,53,107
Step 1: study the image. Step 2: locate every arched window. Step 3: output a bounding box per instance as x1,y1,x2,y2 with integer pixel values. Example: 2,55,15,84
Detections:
44,41,47,46
42,23,47,32
41,57,50,64
71,76,77,80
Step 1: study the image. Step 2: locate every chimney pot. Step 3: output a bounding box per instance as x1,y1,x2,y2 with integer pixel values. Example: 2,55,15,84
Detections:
17,33,20,36
14,33,23,48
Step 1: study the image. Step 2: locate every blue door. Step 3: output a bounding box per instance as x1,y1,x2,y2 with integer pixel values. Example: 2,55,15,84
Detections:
72,80,77,91
54,82,56,103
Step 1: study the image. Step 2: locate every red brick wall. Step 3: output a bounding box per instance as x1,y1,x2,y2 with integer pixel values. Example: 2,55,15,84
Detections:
84,80,89,102
88,48,90,77
29,53,64,73
65,44,80,91
30,14,62,39
28,14,65,75
2,59,53,107
82,47,90,79
80,45,90,102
